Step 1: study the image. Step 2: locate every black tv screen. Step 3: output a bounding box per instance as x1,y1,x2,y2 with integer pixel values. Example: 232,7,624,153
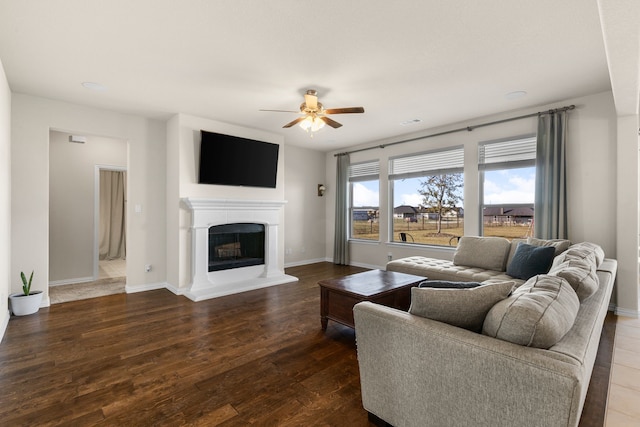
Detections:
198,130,280,188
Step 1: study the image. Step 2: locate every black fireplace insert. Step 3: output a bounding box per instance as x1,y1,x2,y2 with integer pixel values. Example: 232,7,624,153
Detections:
208,223,265,272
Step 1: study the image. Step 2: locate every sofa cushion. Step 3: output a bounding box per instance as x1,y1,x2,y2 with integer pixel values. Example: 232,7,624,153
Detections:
483,275,580,348
548,259,599,301
506,243,555,280
567,242,605,266
552,242,605,269
387,256,527,286
453,236,511,271
418,280,482,289
409,281,515,332
527,237,571,256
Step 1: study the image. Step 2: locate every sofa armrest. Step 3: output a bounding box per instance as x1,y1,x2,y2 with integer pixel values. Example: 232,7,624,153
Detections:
353,302,586,427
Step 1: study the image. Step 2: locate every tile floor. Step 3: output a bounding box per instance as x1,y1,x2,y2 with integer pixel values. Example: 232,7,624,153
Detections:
98,258,126,279
605,314,640,426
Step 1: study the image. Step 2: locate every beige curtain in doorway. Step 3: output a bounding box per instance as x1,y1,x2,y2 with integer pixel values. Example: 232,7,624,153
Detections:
99,170,126,260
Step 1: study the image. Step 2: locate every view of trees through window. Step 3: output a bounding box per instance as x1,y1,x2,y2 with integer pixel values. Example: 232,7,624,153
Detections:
348,136,536,245
392,174,464,246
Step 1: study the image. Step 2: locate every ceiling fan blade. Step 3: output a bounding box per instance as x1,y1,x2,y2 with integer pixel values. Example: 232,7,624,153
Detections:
259,109,300,113
320,116,343,128
324,107,365,114
304,92,318,110
283,117,307,128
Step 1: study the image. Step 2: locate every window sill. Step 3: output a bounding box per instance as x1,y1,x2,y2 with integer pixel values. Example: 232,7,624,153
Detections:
348,239,381,246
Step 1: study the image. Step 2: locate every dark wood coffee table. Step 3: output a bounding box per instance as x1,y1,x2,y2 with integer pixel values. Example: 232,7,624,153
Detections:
318,269,426,330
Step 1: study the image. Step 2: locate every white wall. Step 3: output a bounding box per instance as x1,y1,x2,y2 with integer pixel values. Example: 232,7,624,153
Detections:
325,91,635,312
615,114,640,317
165,113,286,290
283,144,327,266
48,130,127,283
0,59,11,340
11,94,166,304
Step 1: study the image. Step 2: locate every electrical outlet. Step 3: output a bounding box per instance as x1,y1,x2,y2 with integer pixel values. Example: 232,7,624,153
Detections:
285,248,293,255
145,264,152,273
387,253,393,261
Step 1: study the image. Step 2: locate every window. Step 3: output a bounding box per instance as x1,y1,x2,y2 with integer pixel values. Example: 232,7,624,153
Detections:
389,147,464,246
479,136,536,240
349,161,380,240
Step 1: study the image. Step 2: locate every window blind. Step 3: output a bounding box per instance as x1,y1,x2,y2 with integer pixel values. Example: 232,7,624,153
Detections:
389,146,464,180
479,136,536,170
348,160,379,182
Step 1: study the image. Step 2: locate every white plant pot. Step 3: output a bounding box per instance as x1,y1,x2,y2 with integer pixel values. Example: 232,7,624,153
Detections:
9,291,43,316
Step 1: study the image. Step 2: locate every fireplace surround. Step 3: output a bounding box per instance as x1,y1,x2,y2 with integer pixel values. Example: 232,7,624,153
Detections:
182,198,297,301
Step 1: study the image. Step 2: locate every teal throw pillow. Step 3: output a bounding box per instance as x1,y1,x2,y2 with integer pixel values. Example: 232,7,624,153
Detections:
506,243,555,280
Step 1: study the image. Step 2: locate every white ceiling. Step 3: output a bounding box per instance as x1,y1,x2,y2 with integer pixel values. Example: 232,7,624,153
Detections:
0,0,620,152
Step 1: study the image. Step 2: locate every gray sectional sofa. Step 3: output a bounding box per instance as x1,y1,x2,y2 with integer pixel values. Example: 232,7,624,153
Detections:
354,236,617,427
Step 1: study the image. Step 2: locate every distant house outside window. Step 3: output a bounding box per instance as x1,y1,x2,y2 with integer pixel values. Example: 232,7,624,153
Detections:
479,135,536,240
349,161,380,240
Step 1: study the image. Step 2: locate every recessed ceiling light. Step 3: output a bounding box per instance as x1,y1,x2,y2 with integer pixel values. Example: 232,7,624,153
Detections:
505,90,527,100
82,81,107,91
400,119,423,126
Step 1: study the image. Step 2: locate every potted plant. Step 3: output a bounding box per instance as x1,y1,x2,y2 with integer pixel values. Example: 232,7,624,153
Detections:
9,271,43,316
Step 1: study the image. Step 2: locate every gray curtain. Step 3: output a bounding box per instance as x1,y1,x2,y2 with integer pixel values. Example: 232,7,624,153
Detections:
99,170,127,260
333,153,350,264
534,111,568,239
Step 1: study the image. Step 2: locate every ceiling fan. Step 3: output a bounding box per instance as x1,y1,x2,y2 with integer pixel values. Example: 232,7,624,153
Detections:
260,89,365,133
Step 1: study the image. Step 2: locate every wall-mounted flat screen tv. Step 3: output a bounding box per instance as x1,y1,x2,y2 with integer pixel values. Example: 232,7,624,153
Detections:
198,130,279,188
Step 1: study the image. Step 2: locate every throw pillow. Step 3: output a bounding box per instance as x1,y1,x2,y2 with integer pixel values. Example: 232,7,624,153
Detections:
453,236,511,271
506,238,527,270
548,259,599,301
418,280,482,289
506,243,555,280
409,281,515,333
526,237,571,256
483,275,579,349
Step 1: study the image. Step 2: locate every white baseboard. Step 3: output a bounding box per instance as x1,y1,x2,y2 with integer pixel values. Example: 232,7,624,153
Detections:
614,306,640,318
125,282,168,294
0,310,9,344
284,257,330,268
164,282,185,296
349,261,385,270
49,276,94,287
283,258,386,270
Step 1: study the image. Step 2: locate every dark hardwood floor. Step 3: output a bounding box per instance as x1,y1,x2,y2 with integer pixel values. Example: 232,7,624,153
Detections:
0,263,614,426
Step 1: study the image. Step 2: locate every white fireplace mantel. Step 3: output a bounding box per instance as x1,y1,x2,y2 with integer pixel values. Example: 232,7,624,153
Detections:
181,198,297,301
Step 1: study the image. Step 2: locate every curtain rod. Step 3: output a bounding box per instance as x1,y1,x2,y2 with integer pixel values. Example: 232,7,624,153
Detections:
334,104,575,157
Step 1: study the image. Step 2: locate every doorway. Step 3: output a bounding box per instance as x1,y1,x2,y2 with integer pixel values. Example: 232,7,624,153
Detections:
48,130,127,302
96,167,127,280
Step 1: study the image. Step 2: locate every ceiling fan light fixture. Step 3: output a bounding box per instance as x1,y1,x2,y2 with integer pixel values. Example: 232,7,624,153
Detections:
299,115,325,133
261,89,363,134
